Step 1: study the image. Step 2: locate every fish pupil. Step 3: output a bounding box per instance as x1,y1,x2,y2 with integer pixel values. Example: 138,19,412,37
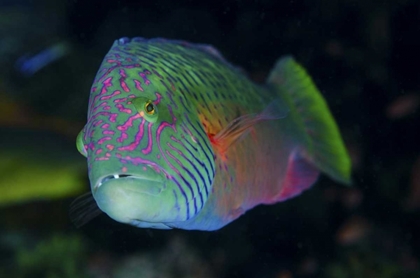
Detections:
145,101,155,114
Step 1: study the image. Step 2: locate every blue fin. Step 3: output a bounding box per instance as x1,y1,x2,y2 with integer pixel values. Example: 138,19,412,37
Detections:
15,41,71,76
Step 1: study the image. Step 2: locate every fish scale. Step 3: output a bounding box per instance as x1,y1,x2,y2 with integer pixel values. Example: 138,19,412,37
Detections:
72,37,351,231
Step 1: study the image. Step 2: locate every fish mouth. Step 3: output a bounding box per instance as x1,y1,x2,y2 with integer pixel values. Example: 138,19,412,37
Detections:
93,173,166,195
95,174,132,190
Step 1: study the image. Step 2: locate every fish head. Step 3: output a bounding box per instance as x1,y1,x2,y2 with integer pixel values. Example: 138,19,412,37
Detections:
76,38,215,228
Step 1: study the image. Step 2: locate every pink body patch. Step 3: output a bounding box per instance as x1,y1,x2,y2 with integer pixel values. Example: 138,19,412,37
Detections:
106,144,114,151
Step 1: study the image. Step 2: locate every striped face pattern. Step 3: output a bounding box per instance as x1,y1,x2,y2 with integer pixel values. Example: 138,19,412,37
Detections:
77,38,220,228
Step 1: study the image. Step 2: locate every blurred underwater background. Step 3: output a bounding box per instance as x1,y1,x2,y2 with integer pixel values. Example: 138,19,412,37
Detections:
0,0,420,277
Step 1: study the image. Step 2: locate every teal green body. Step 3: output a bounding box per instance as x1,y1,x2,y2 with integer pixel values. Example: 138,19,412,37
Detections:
73,37,351,231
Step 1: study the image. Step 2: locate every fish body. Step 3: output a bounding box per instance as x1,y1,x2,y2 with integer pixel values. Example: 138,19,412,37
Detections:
74,37,351,231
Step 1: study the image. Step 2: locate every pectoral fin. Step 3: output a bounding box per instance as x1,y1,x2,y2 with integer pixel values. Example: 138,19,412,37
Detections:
210,99,289,156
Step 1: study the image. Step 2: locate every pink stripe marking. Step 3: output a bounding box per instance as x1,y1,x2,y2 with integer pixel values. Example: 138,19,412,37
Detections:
104,106,111,110
121,82,130,92
98,137,112,144
102,123,110,129
110,113,118,122
91,112,119,123
88,111,118,122
117,114,141,131
170,135,184,146
93,120,103,127
167,142,183,155
156,122,175,139
100,90,121,100
181,123,197,143
116,103,132,114
134,80,144,91
117,133,128,143
139,71,151,85
153,103,194,192
96,149,103,155
142,122,154,154
114,98,127,103
103,130,115,135
118,120,145,151
165,150,183,172
93,102,107,113
122,156,165,176
101,77,113,95
96,157,109,161
119,69,130,92
154,92,162,105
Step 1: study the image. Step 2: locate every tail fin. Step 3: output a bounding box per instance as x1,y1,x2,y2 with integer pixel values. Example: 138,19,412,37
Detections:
267,56,351,184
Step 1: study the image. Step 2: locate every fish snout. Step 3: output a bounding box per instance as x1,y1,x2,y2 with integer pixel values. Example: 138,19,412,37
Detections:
88,159,181,224
92,175,180,224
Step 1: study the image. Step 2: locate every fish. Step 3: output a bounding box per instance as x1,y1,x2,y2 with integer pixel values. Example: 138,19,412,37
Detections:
70,37,351,231
15,41,71,76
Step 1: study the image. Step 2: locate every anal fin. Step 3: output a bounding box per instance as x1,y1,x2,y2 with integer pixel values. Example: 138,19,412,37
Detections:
272,150,320,202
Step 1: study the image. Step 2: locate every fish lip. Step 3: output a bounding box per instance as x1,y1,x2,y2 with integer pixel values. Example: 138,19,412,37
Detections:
93,174,162,192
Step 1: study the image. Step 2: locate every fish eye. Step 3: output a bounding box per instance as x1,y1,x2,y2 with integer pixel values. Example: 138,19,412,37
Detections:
145,100,155,115
132,97,159,123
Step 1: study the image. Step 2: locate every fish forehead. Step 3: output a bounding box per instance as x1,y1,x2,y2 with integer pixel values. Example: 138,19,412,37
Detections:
95,37,226,80
87,38,226,120
91,37,242,101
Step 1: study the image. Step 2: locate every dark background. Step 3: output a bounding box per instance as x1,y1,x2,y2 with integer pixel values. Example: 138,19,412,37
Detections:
0,0,419,277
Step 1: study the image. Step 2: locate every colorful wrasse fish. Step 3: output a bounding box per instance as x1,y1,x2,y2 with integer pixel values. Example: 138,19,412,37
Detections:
71,37,351,231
